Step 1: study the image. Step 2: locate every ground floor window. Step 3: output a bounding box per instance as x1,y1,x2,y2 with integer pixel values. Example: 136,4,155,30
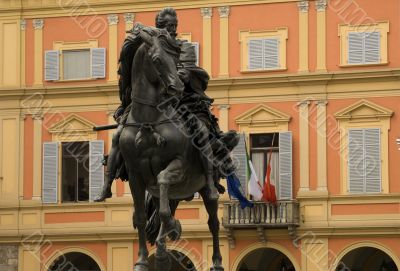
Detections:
49,252,101,271
336,246,398,271
238,247,295,271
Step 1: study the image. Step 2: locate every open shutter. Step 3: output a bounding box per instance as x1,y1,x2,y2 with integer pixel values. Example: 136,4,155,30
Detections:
42,142,58,203
263,38,279,69
45,50,59,81
364,32,380,63
248,39,263,70
232,133,248,196
279,131,292,199
191,42,200,66
348,32,364,64
348,129,365,193
365,128,381,193
89,140,104,201
91,48,106,78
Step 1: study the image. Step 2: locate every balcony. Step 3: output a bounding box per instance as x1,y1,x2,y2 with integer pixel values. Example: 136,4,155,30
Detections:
222,200,300,247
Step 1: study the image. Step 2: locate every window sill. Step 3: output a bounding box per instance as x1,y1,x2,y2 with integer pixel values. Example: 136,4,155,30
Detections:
339,62,389,68
240,68,287,74
49,78,100,83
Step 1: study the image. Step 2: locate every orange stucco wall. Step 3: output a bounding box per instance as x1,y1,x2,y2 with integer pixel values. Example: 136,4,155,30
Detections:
45,211,105,224
331,203,400,215
41,242,107,270
23,115,34,199
326,0,400,71
229,3,299,77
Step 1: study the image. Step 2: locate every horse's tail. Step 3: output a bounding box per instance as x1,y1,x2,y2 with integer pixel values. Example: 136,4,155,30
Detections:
145,192,181,246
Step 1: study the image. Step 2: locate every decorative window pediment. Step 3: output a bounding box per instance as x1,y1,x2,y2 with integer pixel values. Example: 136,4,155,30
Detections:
235,104,291,128
48,114,97,141
334,99,393,122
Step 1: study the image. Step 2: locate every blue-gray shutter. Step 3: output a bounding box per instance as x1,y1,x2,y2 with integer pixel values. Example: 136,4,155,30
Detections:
44,50,59,81
42,142,58,203
279,131,292,199
91,48,106,78
348,129,364,193
89,140,104,201
263,38,279,69
364,128,381,193
348,32,364,64
364,32,380,63
248,39,263,70
232,133,248,196
191,42,200,66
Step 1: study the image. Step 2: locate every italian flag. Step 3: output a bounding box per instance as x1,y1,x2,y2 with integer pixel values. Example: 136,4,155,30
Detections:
245,137,263,201
262,146,277,203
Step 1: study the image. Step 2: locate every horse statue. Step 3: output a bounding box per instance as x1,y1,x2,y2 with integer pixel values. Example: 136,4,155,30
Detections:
119,27,234,271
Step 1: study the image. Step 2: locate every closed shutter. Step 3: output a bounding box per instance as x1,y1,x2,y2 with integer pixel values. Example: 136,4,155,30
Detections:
348,32,364,64
348,129,364,193
364,128,381,193
44,50,60,81
192,42,200,66
263,38,279,69
42,142,58,203
91,48,106,78
364,32,380,63
89,140,104,201
232,133,248,196
248,39,263,70
348,128,381,193
278,131,292,199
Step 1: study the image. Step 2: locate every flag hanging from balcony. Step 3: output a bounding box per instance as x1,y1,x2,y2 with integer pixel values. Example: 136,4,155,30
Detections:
245,136,263,201
262,135,277,203
227,173,253,209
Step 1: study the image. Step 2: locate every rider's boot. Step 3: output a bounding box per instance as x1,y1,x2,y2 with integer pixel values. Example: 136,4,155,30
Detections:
94,173,113,202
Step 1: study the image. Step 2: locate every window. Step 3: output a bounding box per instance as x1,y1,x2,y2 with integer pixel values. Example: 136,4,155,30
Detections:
348,128,381,193
338,22,389,66
61,142,90,202
42,140,104,204
45,40,106,81
63,50,91,80
239,27,288,72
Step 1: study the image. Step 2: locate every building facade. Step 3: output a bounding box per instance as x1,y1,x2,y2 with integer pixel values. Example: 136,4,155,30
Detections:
0,0,400,270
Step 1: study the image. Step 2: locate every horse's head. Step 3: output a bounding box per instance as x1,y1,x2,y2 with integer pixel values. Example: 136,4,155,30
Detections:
140,28,184,97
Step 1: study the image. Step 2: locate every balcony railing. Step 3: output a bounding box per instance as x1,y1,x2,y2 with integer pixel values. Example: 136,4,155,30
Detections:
222,200,300,247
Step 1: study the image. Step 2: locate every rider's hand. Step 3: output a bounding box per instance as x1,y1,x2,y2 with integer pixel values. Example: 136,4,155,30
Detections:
177,69,190,84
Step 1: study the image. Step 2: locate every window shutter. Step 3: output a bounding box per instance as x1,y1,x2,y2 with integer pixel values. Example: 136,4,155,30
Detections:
44,50,60,81
279,131,292,199
348,32,364,64
42,142,58,203
348,129,365,193
364,32,380,63
263,38,279,69
191,42,200,66
89,140,104,201
91,48,106,78
232,133,248,196
364,128,381,193
248,39,263,70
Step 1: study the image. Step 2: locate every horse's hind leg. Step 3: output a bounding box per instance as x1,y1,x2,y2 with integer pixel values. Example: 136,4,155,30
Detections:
200,187,224,271
129,176,149,271
155,159,183,271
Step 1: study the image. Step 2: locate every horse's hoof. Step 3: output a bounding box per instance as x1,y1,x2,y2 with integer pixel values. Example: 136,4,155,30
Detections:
93,189,112,202
167,219,181,241
210,266,224,271
134,262,149,271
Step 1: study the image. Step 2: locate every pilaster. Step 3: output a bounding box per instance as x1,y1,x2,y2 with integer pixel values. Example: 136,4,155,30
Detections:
107,14,119,82
316,0,327,71
20,19,26,87
200,7,212,75
218,6,230,78
33,19,43,86
124,13,135,34
218,104,230,132
297,100,310,193
32,113,43,201
316,100,328,192
297,1,309,72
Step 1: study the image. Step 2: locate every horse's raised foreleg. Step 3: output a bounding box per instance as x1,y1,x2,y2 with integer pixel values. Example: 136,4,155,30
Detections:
200,187,224,271
129,176,149,271
155,159,183,271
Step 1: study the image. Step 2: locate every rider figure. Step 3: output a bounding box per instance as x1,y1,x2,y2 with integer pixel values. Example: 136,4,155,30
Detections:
95,7,223,202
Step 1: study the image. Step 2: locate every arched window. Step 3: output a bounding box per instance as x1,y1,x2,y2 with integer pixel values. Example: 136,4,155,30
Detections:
336,247,398,271
237,248,295,271
49,252,101,271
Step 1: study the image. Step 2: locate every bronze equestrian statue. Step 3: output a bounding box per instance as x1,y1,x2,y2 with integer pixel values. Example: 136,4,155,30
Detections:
96,8,239,271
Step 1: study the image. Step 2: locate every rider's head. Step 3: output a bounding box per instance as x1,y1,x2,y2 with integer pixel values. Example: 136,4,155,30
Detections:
155,7,178,39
